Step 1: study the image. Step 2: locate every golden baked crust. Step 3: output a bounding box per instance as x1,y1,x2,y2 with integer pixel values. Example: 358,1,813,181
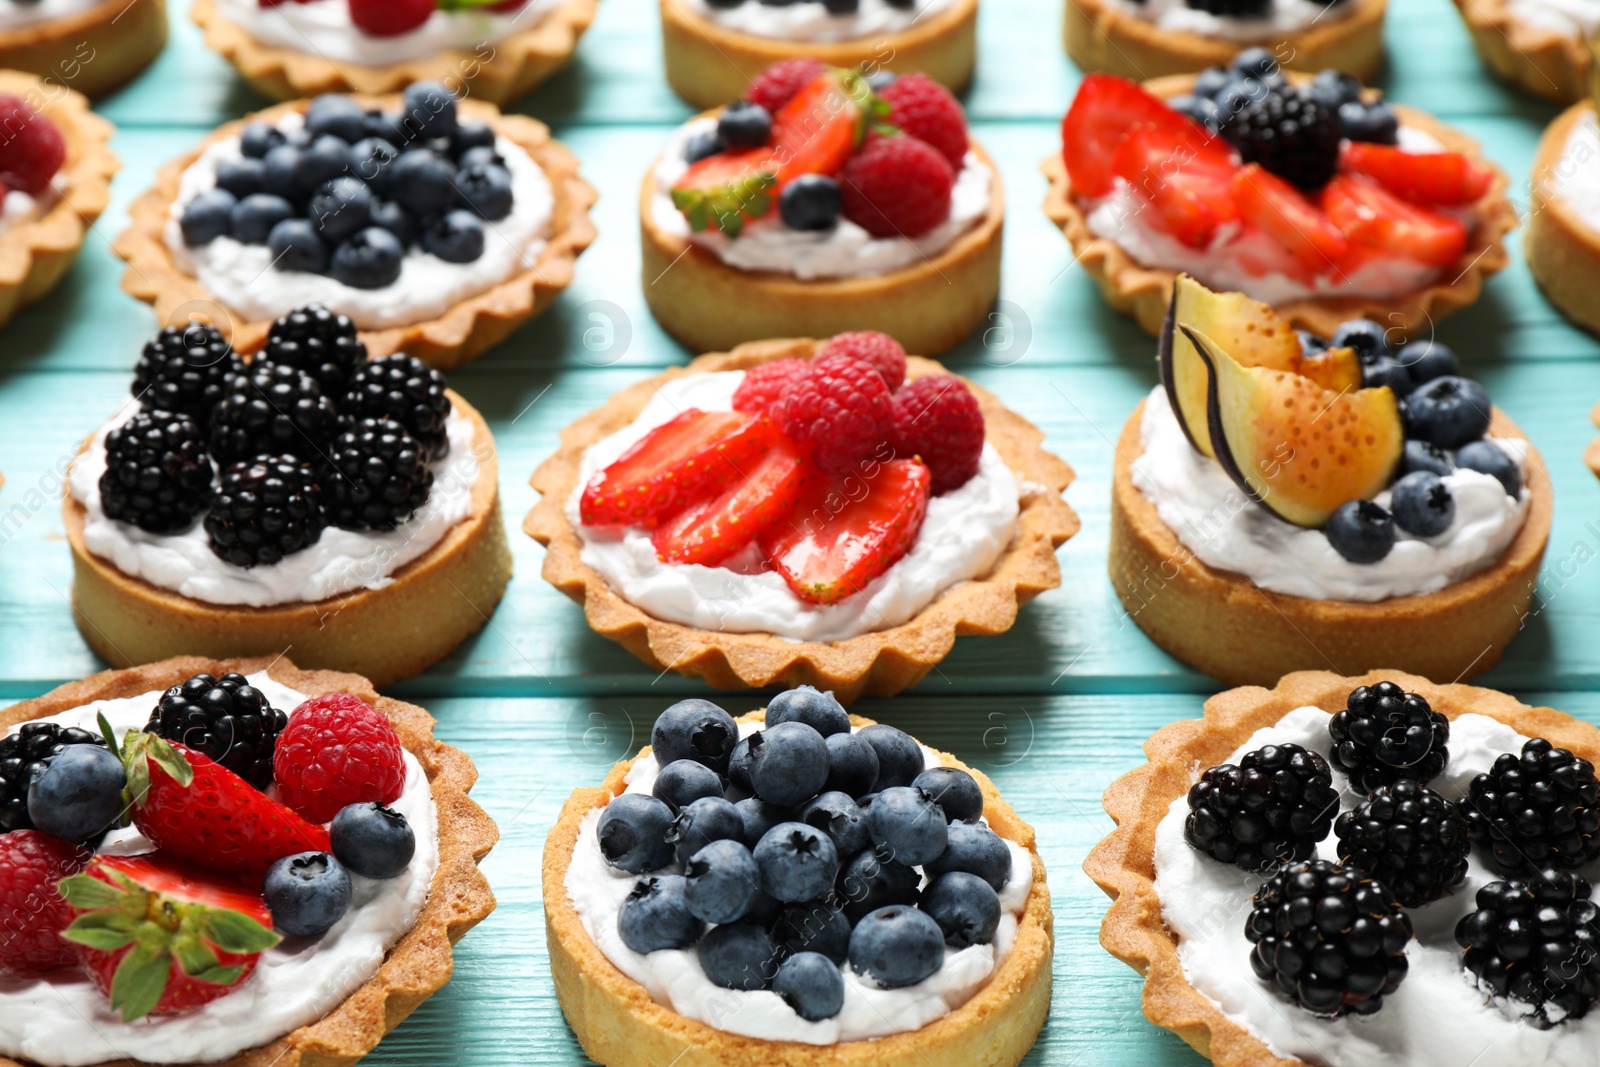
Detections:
1084,668,1597,1067
1063,0,1385,82
64,391,513,688
112,95,598,371
1528,102,1600,338
192,0,599,104
544,708,1053,1067
659,0,978,109
0,0,167,99
1109,398,1552,687
1452,0,1589,103
1587,400,1600,479
1041,74,1520,339
0,654,499,1067
525,339,1078,703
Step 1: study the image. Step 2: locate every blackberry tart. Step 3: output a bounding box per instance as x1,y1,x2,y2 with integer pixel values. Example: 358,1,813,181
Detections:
0,0,166,99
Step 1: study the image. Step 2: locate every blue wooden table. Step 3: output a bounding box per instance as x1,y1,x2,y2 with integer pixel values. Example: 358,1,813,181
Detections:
2,0,1598,1061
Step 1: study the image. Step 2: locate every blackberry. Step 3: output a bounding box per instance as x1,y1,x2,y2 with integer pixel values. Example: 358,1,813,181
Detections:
323,417,433,531
343,354,451,459
210,363,338,465
98,409,214,533
0,723,107,833
1246,859,1411,1017
1456,869,1600,1027
144,672,287,790
1185,744,1338,873
131,323,242,429
1458,738,1600,875
1334,780,1469,907
1328,682,1449,793
1220,82,1342,190
204,455,328,567
260,305,367,397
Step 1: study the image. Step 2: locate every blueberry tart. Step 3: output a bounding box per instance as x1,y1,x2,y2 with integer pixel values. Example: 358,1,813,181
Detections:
0,0,166,99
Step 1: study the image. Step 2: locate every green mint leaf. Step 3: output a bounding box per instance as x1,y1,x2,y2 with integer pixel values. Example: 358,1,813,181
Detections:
109,940,171,1023
56,874,127,911
201,909,281,955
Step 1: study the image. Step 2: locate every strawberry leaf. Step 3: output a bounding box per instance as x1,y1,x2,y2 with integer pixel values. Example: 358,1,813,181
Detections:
108,935,171,1023
61,914,138,952
96,712,118,754
170,932,222,980
119,731,193,808
201,908,281,955
144,734,193,788
186,964,246,987
57,873,128,910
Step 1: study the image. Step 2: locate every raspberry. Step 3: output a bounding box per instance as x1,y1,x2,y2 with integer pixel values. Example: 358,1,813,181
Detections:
274,694,406,825
816,331,908,391
879,74,969,170
745,59,826,115
891,375,985,493
840,136,955,239
0,96,64,196
772,357,894,476
348,0,435,36
0,830,89,977
731,359,808,417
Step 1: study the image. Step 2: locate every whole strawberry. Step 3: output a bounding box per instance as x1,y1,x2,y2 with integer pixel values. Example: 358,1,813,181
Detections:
879,74,969,170
745,58,827,114
892,375,985,494
0,96,65,196
0,830,89,977
816,332,908,392
731,358,808,417
275,694,406,825
841,135,955,239
773,356,894,475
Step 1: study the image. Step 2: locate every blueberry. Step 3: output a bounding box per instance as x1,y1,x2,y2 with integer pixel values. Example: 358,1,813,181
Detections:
618,874,704,954
857,724,923,790
669,796,744,864
753,821,839,902
727,735,755,791
1402,439,1456,478
261,144,305,202
748,722,829,806
1456,440,1522,496
26,745,124,842
698,922,777,991
1362,357,1413,398
228,193,294,245
913,767,983,823
180,188,237,245
305,94,368,144
1192,66,1232,99
1169,93,1222,134
240,122,286,159
1404,376,1493,449
1325,499,1396,564
263,852,352,937
368,199,419,247
766,686,850,737
267,218,329,274
295,135,353,199
1390,470,1455,538
452,121,496,157
423,210,486,264
1398,340,1462,385
323,803,414,881
777,174,842,231
363,109,406,146
654,759,724,810
597,793,677,874
1229,47,1282,84
455,162,514,221
919,871,1001,948
734,797,787,849
307,177,373,245
347,137,399,196
863,65,895,88
653,699,739,775
799,791,871,857
1298,329,1329,354
216,158,265,199
457,144,506,171
848,905,946,988
717,100,773,148
402,81,459,140
389,149,458,218
745,888,785,928
1331,319,1391,364
1308,68,1363,112
926,821,1014,891
682,838,761,924
822,732,878,798
773,900,852,964
865,785,947,866
774,951,844,1020
331,227,404,290
835,847,920,923
682,128,725,165
1339,100,1399,145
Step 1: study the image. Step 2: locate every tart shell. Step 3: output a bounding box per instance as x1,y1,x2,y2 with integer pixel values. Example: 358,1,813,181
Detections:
1451,0,1589,103
1527,102,1600,338
1586,400,1600,479
641,137,1004,358
1084,668,1596,1067
525,339,1078,703
192,0,600,105
1109,398,1552,687
63,391,513,689
659,0,978,109
0,0,167,100
543,708,1054,1067
0,654,499,1067
1041,74,1520,339
112,94,598,371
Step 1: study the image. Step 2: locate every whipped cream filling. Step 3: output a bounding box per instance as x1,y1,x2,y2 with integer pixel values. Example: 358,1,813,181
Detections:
568,371,1022,643
651,117,993,281
1544,109,1600,235
566,722,1034,1045
164,112,555,331
1130,387,1530,602
0,672,440,1067
0,0,107,30
1503,0,1598,38
675,0,958,42
0,172,64,235
213,0,566,65
1154,705,1600,1067
1101,0,1356,41
67,400,481,609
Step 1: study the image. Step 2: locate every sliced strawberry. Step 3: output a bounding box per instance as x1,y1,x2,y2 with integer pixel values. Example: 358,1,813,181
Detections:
1114,129,1239,248
580,409,779,528
1321,173,1468,268
1340,142,1494,206
757,458,931,606
1062,73,1234,198
1231,164,1349,275
651,440,815,566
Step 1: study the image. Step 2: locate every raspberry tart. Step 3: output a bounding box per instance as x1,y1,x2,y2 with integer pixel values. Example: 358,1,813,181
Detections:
0,655,495,1067
1043,50,1517,339
1527,97,1600,337
544,691,1052,1066
526,333,1077,701
0,0,167,99
1452,0,1593,102
63,310,512,686
1110,276,1550,687
193,0,598,104
641,63,1004,357
113,83,597,370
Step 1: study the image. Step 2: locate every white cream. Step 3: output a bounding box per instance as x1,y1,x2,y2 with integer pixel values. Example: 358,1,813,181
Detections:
1154,705,1600,1067
213,0,565,65
1504,0,1598,38
0,673,439,1067
68,400,481,609
0,0,107,31
164,113,555,331
652,118,992,281
675,0,958,42
1544,109,1600,236
1102,0,1355,41
568,371,1022,643
1130,387,1530,602
566,722,1034,1045
0,172,64,233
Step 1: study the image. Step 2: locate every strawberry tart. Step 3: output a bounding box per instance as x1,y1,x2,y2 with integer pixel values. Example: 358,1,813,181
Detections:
1451,0,1595,102
642,62,1004,358
1043,50,1517,339
1526,98,1600,337
0,0,166,99
526,332,1077,702
0,656,495,1067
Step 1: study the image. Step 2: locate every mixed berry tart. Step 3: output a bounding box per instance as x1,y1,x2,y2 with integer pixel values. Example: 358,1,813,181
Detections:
113,83,597,370
0,0,167,99
193,0,599,104
0,655,495,1067
1043,50,1518,339
63,309,513,686
1110,276,1550,686
1089,669,1600,1067
543,692,1052,1066
642,63,1004,358
1451,0,1594,102
525,332,1077,701
1527,94,1600,337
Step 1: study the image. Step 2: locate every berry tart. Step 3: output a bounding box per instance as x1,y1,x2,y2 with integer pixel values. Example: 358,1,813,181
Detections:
113,83,597,370
0,655,495,1067
0,0,166,99
193,0,598,104
1451,0,1594,102
544,691,1052,1066
1089,669,1600,1067
1527,96,1600,337
63,310,512,686
641,63,1004,357
1043,50,1518,339
1111,276,1550,687
660,0,976,110
526,333,1077,701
